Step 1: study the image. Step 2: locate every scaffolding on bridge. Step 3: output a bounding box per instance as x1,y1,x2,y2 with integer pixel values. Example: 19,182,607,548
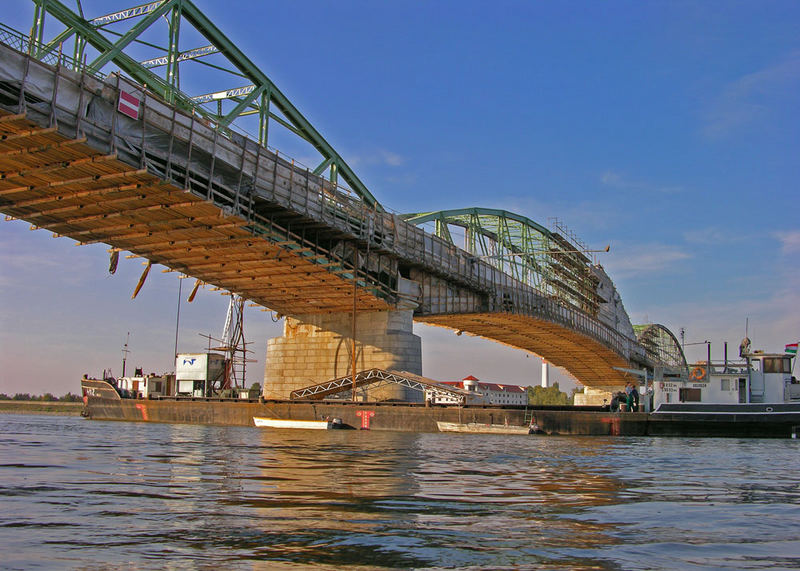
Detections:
402,208,604,317
21,0,381,210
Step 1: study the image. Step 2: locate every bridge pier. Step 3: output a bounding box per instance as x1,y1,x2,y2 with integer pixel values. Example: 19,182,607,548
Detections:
263,310,423,402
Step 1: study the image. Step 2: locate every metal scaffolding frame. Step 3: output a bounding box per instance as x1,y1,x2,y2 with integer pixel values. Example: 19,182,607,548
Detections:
403,208,602,317
634,324,689,372
289,368,472,402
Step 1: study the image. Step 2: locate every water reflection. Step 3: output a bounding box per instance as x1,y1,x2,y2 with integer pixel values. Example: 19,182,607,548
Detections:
1,415,799,570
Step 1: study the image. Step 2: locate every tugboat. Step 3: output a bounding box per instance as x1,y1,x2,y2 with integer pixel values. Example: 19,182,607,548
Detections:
648,340,800,437
653,339,799,412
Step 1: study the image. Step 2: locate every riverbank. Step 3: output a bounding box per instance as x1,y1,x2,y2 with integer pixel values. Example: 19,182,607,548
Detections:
0,401,83,415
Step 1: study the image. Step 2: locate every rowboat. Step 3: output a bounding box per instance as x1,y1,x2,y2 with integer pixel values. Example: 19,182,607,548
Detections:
436,421,533,435
253,417,337,430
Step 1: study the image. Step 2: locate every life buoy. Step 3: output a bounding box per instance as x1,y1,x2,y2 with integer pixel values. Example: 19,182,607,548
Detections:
690,367,706,380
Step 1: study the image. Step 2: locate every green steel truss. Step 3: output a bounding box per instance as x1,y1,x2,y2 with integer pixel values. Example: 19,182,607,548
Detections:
25,0,382,210
633,324,688,371
403,208,603,315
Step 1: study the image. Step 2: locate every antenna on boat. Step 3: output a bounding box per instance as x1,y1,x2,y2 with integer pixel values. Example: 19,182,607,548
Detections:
121,332,130,378
174,275,182,362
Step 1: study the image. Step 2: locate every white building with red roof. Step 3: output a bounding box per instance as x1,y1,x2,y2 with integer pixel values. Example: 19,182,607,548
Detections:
428,375,528,405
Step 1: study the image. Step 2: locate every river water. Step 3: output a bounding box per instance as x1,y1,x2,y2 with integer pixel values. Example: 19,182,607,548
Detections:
1,414,799,570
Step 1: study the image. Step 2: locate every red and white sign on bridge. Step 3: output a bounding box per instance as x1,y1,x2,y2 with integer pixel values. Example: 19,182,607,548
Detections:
117,90,140,120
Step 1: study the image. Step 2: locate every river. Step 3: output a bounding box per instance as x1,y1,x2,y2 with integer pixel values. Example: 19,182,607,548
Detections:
1,413,799,570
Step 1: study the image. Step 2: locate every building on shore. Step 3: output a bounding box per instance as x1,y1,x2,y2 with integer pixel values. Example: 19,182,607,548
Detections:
428,375,528,405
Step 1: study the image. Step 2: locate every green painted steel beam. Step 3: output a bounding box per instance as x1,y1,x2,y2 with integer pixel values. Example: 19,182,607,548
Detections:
31,0,182,104
218,84,265,128
26,0,382,211
403,207,551,237
176,0,382,211
86,0,175,73
313,157,334,176
89,1,167,27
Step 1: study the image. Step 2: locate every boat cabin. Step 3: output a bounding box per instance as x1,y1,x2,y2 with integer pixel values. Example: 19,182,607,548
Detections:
653,351,798,408
115,367,170,399
175,352,226,397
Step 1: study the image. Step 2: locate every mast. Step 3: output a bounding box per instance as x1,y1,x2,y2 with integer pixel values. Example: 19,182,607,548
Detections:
121,332,130,378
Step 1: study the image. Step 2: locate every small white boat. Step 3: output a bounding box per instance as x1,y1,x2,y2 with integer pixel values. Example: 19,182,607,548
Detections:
436,421,533,435
253,417,345,430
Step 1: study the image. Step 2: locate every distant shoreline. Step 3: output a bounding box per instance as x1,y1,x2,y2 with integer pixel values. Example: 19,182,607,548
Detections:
0,401,84,416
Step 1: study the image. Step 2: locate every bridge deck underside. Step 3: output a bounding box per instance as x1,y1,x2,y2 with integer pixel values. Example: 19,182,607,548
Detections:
418,313,631,389
0,110,389,314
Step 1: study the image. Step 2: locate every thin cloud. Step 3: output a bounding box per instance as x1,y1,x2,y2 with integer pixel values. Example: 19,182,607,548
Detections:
348,148,406,168
775,230,800,255
683,227,752,246
633,273,800,363
702,51,800,139
602,243,692,278
600,170,684,194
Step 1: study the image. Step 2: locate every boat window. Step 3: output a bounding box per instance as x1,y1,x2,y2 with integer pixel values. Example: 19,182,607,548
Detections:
679,388,702,402
721,378,730,391
764,358,791,374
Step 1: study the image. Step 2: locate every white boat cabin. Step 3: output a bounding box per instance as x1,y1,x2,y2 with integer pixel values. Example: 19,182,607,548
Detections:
654,350,798,408
115,367,170,399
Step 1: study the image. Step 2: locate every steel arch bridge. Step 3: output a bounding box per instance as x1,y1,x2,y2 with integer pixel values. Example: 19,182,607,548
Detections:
0,1,688,391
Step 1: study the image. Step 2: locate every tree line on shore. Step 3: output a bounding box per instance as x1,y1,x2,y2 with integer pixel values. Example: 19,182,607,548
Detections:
526,383,581,406
0,393,82,402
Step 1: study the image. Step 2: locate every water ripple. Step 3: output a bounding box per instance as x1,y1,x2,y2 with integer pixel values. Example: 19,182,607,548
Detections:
0,414,799,569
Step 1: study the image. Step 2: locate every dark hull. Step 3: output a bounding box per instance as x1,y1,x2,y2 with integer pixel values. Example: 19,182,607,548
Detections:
81,381,800,438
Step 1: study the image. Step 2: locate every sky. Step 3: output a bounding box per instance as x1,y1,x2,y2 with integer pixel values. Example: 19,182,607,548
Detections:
1,0,799,397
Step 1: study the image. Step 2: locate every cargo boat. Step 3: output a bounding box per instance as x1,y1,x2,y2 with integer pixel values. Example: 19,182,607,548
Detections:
81,382,800,439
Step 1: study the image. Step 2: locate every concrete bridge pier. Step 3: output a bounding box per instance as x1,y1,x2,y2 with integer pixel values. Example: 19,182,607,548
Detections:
263,310,423,402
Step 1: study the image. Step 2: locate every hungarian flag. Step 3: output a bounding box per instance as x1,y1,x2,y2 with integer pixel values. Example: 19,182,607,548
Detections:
786,343,799,355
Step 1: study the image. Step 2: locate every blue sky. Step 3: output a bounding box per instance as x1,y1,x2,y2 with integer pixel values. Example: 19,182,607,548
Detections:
1,0,798,396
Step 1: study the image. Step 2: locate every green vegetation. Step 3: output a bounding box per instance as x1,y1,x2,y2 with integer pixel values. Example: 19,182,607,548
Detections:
526,383,573,406
0,393,84,415
0,392,82,402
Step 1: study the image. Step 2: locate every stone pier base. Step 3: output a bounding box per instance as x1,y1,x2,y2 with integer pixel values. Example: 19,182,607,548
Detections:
263,310,422,402
573,387,614,406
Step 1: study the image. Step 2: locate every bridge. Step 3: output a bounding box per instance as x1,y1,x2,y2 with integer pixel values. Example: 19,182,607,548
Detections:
0,1,687,399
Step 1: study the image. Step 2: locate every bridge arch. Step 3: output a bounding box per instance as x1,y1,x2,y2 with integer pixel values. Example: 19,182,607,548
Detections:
404,208,646,389
403,208,632,332
633,324,688,373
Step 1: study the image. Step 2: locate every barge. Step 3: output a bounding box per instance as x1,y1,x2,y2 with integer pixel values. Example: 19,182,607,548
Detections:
80,340,800,438
81,383,800,439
